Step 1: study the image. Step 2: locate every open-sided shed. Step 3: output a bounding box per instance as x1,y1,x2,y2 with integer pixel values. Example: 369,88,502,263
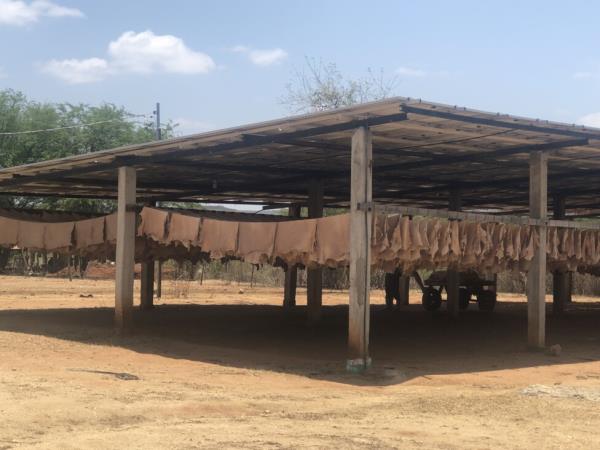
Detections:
2,97,600,371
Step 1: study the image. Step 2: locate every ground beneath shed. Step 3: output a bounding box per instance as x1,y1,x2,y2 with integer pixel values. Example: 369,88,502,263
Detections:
1,275,599,449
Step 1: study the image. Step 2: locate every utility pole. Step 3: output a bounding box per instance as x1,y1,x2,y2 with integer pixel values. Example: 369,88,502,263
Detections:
154,102,163,298
155,102,162,140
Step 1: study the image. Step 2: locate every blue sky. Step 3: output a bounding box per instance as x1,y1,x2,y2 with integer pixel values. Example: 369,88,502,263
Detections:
1,0,600,134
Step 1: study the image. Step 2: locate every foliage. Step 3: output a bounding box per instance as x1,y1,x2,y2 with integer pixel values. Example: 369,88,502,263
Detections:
281,57,397,113
0,89,175,212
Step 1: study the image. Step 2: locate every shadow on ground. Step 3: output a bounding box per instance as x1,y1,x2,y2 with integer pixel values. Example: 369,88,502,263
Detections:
1,300,599,386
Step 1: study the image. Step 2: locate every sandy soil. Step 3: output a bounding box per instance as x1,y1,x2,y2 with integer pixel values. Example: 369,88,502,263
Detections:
1,275,600,449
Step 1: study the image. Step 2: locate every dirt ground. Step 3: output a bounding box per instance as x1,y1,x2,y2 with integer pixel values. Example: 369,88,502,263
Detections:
1,275,600,449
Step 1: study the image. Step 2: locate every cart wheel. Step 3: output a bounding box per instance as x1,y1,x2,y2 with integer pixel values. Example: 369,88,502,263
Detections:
477,290,497,312
459,288,471,310
422,287,442,311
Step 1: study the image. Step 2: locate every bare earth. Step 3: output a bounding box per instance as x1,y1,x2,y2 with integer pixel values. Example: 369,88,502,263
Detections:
1,275,600,449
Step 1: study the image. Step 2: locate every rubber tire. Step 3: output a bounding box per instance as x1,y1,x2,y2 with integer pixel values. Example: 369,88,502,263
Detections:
459,288,471,310
422,287,442,311
477,290,497,312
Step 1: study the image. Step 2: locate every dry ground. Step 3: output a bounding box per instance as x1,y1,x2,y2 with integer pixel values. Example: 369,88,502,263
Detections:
1,275,600,449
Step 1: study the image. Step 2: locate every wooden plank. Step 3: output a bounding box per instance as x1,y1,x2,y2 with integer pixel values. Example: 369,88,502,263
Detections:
241,112,407,144
155,260,162,299
552,196,569,314
140,199,156,310
0,99,402,177
4,98,600,215
398,274,410,306
402,104,593,138
376,204,600,230
347,126,373,372
375,138,587,173
283,204,301,308
527,151,547,349
377,204,542,225
307,182,324,324
115,166,137,332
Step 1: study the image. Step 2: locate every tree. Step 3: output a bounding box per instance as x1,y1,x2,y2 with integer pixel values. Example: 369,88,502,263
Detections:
281,57,397,113
0,89,175,212
280,59,397,289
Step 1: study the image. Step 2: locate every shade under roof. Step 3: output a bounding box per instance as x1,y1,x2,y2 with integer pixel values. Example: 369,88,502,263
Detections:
1,97,600,214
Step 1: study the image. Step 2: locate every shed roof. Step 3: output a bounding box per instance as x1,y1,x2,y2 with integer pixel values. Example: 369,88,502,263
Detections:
1,97,600,214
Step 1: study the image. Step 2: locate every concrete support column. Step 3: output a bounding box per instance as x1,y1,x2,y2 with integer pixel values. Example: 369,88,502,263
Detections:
115,166,137,332
283,204,301,308
552,195,569,315
347,126,372,372
446,189,461,317
528,151,548,349
307,181,324,324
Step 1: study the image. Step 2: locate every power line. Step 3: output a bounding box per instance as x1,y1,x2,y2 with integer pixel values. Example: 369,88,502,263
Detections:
0,112,157,137
0,118,122,136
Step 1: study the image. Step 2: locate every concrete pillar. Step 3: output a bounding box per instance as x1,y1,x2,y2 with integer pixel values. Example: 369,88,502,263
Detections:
283,204,301,308
528,151,547,349
115,166,136,332
347,126,373,372
307,181,324,324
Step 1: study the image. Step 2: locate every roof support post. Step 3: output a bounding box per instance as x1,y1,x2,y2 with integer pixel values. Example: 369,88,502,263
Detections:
140,260,154,310
283,204,301,308
140,203,155,311
307,181,324,324
527,152,547,349
447,189,462,318
398,274,410,306
155,260,162,298
347,126,372,373
115,166,137,333
552,196,570,314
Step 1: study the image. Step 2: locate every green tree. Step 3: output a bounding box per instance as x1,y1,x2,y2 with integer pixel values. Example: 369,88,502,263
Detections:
0,89,175,212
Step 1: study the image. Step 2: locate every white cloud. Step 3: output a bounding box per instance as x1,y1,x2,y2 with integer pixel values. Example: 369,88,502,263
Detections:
232,45,288,66
573,71,594,80
0,67,6,78
42,57,109,84
572,64,600,80
248,48,287,66
108,31,215,74
578,112,600,128
173,117,216,135
231,45,249,53
0,0,83,26
42,30,216,84
396,66,427,77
